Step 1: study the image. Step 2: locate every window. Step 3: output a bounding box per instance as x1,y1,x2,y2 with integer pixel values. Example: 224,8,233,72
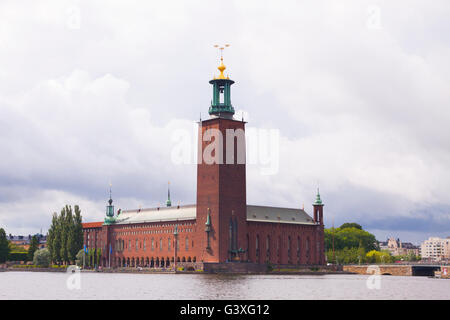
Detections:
151,238,154,251
168,238,171,251
185,237,189,251
288,236,291,262
306,237,310,263
256,235,259,257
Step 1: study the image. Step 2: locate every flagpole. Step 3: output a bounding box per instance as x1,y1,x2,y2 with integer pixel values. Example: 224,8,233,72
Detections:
109,244,111,269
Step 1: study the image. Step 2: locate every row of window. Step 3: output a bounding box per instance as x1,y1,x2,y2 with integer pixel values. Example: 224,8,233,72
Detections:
114,228,194,237
251,234,319,263
119,222,195,230
114,237,193,253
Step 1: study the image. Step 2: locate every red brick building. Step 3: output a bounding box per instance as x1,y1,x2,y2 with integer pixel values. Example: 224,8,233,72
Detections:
82,58,325,270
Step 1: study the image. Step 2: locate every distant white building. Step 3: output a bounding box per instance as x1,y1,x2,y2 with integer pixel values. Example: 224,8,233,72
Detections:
379,237,419,257
420,237,450,261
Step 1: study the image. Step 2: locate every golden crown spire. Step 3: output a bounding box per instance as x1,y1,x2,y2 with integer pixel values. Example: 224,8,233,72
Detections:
213,44,230,80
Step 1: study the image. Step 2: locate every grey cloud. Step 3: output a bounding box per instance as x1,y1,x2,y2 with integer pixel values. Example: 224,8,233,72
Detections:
0,1,449,244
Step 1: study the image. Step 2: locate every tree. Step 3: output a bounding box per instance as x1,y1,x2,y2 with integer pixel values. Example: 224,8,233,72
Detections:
75,249,84,267
326,247,366,264
366,250,393,264
27,235,39,261
59,207,69,264
339,223,362,230
69,205,83,262
325,225,377,252
33,248,51,267
47,212,62,264
0,228,10,263
47,205,84,265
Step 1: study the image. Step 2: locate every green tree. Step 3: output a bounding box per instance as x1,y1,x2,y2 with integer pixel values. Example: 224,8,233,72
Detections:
59,207,69,264
48,212,62,264
33,248,51,267
339,223,362,230
325,226,377,252
0,228,10,263
71,205,83,262
326,247,366,264
27,235,39,261
47,205,84,265
75,249,85,267
366,250,393,264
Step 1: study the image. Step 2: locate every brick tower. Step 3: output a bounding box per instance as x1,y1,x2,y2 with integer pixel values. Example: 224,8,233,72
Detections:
196,52,247,263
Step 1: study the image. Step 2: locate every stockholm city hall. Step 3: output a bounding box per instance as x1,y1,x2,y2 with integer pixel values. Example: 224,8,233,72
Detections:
82,53,326,272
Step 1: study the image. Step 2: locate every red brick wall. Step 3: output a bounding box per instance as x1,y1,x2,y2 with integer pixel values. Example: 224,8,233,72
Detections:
246,221,324,265
196,118,247,263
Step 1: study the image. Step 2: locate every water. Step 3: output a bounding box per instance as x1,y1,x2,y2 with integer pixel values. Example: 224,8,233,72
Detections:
0,271,449,300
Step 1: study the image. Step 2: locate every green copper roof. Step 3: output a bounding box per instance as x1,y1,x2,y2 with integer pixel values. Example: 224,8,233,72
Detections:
209,78,235,116
205,210,211,232
314,189,324,206
166,182,172,207
103,216,116,225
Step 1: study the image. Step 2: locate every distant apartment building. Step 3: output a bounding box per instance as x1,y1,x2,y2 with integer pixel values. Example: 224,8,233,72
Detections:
420,237,450,262
379,237,420,257
7,234,47,250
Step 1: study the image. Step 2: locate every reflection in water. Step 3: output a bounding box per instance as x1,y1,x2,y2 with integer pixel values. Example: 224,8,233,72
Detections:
0,272,449,300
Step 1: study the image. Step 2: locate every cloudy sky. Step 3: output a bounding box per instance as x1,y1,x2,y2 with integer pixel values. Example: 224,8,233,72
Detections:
1,1,449,244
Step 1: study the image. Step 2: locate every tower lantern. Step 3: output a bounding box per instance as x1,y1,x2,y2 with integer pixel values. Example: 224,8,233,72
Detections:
313,188,324,225
166,181,172,207
209,44,235,118
104,185,116,225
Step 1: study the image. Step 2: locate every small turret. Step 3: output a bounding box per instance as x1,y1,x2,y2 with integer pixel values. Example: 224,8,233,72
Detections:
313,188,324,225
104,185,116,225
166,181,172,207
209,44,235,118
314,188,323,206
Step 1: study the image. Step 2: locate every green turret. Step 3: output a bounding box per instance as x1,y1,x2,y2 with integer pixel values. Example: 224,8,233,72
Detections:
314,188,323,206
205,210,211,232
208,57,235,117
104,187,116,225
166,182,172,207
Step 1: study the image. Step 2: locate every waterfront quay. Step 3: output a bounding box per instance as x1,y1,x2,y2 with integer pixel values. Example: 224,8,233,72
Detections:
343,264,449,277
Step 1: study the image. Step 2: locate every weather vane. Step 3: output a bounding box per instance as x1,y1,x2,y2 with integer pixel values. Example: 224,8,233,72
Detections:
214,44,230,60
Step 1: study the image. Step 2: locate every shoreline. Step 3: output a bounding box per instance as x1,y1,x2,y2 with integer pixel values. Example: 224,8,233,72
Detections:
0,267,355,276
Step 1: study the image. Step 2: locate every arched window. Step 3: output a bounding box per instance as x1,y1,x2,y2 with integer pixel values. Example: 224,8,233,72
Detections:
160,238,163,251
233,218,238,251
288,236,291,263
151,238,154,251
256,235,259,258
185,237,189,251
135,239,139,252
306,237,310,264
168,237,171,251
246,234,250,261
